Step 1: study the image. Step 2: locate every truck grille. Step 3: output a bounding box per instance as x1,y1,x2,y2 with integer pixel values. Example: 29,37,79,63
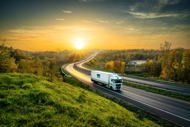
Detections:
116,84,121,89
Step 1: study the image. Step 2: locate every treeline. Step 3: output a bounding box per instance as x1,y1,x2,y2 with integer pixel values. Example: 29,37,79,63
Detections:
86,42,190,83
158,42,190,82
0,45,88,81
86,49,159,73
141,42,190,83
92,49,159,62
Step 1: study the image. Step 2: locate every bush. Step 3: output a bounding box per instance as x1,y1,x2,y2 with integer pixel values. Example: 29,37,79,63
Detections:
77,91,86,103
26,90,50,105
21,83,33,89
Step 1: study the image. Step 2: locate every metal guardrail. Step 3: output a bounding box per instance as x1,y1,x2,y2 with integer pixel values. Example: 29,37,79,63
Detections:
61,65,71,77
73,64,91,75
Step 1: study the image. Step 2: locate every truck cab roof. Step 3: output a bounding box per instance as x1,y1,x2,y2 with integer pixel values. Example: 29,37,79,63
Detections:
111,75,122,80
91,70,117,75
91,70,122,79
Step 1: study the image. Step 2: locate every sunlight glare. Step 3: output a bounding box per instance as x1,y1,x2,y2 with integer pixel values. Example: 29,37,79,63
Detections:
74,38,85,50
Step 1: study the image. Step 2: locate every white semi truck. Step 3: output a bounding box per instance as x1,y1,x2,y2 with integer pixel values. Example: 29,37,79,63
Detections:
91,70,122,91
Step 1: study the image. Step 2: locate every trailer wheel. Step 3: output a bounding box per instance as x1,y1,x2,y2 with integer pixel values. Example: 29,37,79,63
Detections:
93,80,97,84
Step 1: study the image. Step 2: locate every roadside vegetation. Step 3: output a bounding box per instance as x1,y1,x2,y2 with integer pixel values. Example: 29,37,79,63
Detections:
85,42,190,84
0,44,90,81
0,73,164,127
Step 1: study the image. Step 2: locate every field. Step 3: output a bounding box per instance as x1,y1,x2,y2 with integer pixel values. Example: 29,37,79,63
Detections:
0,73,161,127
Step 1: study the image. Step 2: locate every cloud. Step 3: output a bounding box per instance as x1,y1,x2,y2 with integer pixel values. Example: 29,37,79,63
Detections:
56,18,65,21
78,0,105,2
79,0,88,2
97,19,109,24
2,25,97,48
115,20,125,25
128,11,178,19
124,26,138,32
63,10,72,14
81,19,92,23
128,0,182,13
158,0,181,6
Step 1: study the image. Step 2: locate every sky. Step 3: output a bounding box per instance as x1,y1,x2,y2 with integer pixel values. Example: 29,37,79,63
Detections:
0,0,190,51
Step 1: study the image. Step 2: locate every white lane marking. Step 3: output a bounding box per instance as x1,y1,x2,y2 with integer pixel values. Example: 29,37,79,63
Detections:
97,84,190,122
122,85,190,105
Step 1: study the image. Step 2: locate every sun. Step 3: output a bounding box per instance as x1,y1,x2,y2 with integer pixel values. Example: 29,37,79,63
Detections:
74,38,85,50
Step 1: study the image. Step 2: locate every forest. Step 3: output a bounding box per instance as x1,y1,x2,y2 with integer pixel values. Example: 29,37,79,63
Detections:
1,42,190,83
85,42,190,83
0,44,89,81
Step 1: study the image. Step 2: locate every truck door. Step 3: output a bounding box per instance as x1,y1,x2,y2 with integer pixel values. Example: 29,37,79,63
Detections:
109,79,114,89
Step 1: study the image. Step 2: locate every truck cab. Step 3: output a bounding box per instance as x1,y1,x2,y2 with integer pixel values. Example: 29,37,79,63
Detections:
91,70,122,91
109,75,122,90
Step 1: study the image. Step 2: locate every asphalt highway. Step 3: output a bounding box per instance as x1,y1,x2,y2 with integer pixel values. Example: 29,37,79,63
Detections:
77,55,190,95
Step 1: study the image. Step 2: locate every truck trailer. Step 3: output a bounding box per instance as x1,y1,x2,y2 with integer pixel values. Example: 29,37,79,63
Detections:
91,70,122,90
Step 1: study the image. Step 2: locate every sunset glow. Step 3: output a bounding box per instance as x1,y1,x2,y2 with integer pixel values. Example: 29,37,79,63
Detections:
74,38,85,50
0,0,190,51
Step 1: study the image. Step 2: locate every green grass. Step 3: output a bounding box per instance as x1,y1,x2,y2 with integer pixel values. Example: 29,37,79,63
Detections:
0,73,163,127
124,81,190,102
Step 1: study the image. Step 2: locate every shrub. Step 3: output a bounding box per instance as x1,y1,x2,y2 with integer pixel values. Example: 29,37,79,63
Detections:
21,83,33,89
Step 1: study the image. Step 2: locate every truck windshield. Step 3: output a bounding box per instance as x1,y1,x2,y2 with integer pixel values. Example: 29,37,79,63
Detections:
112,79,122,83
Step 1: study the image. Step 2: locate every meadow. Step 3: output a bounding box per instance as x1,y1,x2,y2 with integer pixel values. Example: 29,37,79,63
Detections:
0,73,161,127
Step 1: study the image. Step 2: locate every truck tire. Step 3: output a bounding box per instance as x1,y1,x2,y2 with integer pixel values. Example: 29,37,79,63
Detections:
92,80,97,84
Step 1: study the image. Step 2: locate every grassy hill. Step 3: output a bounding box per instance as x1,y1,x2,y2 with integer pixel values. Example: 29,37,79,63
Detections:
0,73,161,127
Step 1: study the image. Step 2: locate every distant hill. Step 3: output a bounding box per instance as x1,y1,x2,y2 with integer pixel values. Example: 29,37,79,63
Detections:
0,73,160,127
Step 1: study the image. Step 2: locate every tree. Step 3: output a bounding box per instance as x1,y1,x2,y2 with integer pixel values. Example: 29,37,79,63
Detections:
160,41,171,52
182,50,190,82
105,61,114,71
113,60,126,73
143,60,161,77
0,45,17,72
160,41,172,80
17,59,33,73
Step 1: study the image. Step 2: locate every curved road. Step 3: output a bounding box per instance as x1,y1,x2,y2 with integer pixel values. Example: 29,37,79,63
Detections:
77,55,190,95
64,52,190,127
122,77,190,95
